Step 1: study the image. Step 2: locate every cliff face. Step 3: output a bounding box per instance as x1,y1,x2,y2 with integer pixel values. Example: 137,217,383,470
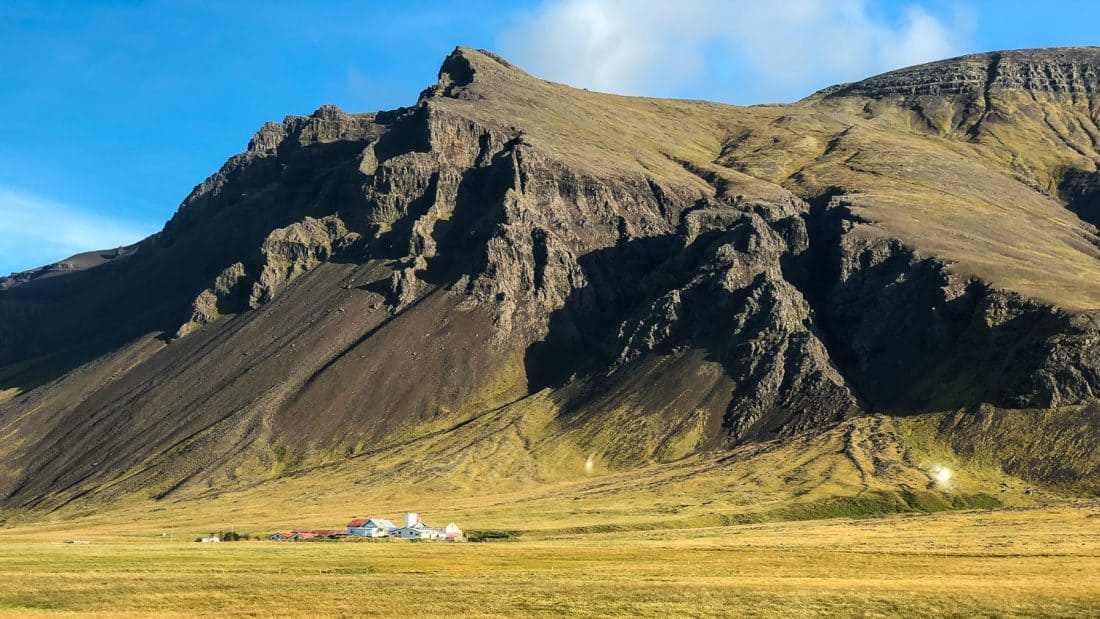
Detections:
3,47,1100,510
827,47,1100,98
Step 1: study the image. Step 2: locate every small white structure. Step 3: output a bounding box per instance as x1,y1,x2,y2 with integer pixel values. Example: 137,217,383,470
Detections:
347,517,397,538
443,522,463,540
391,526,439,539
391,513,464,541
200,536,220,543
391,512,425,539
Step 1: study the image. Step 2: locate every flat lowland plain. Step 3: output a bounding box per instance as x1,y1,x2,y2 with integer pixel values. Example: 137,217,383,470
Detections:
0,506,1098,617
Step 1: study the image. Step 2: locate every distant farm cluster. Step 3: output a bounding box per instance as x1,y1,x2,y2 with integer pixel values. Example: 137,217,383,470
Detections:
269,512,463,542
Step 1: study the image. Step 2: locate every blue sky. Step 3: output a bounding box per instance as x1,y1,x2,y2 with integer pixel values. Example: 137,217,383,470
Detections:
1,0,1097,274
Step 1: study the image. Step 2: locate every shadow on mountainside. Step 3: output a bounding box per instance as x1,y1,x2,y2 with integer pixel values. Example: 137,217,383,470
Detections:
0,136,380,399
524,203,1090,443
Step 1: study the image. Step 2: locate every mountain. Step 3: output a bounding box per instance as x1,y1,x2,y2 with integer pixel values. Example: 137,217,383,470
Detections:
2,47,1100,513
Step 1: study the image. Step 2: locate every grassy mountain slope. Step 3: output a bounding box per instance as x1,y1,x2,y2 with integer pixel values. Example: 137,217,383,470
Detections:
4,396,1094,538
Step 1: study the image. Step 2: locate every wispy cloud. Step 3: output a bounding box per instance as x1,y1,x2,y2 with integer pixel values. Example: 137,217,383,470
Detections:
0,187,154,275
498,0,972,102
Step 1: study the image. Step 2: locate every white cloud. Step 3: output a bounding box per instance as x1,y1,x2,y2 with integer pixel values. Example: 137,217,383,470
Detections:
0,187,153,275
498,0,970,102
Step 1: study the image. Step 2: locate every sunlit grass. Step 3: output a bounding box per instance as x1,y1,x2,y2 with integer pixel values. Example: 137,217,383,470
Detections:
1,409,1096,616
1,506,1098,617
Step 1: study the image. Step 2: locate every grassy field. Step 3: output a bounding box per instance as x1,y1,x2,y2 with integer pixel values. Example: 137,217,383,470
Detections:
0,506,1098,617
1,413,1097,617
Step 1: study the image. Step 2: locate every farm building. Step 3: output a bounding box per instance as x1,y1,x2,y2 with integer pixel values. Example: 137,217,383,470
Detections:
269,514,461,542
390,512,464,541
347,517,397,537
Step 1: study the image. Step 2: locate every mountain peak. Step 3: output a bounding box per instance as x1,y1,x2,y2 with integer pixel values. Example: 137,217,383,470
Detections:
428,46,532,100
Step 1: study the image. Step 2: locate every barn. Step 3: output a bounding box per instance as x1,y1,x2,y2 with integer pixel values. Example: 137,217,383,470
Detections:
347,517,397,537
390,513,464,541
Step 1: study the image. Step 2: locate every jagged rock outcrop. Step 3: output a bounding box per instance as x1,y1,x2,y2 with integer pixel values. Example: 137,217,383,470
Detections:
605,209,862,439
176,262,248,338
3,46,1100,510
249,215,361,306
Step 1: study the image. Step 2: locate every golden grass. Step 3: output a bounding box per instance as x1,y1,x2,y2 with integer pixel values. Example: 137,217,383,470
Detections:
1,405,1097,616
0,506,1097,617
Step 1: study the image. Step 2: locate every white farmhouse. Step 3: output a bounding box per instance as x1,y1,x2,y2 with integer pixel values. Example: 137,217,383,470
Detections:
390,512,464,541
346,517,397,538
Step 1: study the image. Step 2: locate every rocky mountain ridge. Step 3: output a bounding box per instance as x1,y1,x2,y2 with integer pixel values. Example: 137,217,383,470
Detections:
827,47,1100,98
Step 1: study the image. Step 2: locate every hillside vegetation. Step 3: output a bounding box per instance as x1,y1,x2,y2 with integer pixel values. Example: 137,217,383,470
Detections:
1,399,1093,541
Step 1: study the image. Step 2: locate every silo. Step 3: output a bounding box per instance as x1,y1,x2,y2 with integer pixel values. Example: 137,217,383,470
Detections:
404,512,419,528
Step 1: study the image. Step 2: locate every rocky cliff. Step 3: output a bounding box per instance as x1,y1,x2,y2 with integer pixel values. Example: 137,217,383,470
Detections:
3,47,1100,510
